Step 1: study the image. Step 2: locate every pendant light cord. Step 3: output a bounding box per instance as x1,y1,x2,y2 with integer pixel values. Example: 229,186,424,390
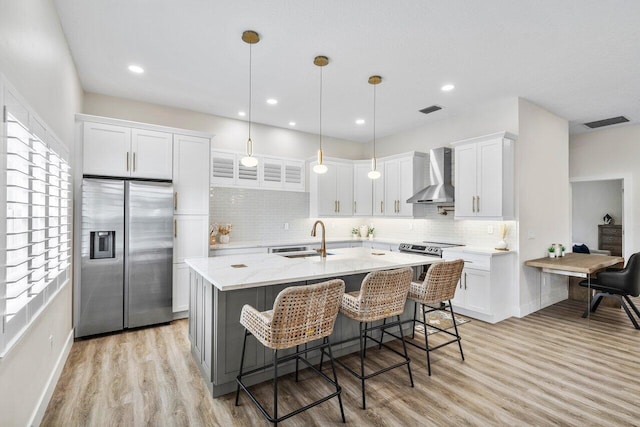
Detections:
248,42,252,142
373,83,376,160
319,65,323,151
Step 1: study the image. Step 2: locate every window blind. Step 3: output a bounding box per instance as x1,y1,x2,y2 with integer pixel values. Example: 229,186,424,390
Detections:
1,88,71,356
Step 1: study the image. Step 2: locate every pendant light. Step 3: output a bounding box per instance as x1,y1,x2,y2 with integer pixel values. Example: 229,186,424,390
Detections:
367,75,382,180
240,30,259,168
312,56,329,174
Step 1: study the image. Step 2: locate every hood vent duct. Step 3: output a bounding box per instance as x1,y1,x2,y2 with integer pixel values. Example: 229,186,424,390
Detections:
407,147,454,204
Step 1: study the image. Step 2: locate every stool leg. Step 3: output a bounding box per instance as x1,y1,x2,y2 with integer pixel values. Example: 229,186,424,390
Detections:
449,301,464,361
363,322,368,359
295,345,300,382
235,329,249,406
397,315,414,387
359,322,366,409
326,337,346,423
378,318,386,350
273,349,279,426
422,304,432,376
318,342,325,374
411,301,417,339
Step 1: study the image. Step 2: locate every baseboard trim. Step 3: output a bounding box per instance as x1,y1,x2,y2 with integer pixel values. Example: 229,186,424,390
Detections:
29,328,74,427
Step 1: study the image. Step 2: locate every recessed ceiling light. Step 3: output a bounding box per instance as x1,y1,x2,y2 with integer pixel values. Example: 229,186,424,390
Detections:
441,84,455,92
238,111,246,117
128,65,144,74
355,119,365,125
266,98,278,105
289,121,296,126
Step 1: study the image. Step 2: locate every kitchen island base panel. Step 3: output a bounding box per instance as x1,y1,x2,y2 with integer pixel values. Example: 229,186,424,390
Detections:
188,270,417,398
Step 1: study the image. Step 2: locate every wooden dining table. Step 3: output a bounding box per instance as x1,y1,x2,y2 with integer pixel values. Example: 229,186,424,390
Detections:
524,253,625,316
524,253,624,278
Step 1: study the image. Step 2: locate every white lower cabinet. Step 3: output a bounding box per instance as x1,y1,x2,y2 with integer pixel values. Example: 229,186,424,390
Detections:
173,263,190,313
174,215,208,315
443,249,514,323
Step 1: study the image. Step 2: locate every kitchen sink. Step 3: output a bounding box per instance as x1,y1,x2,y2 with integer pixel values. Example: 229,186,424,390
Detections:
279,251,334,259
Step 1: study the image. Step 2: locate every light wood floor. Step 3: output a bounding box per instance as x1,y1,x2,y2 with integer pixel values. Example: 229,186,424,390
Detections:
43,298,640,426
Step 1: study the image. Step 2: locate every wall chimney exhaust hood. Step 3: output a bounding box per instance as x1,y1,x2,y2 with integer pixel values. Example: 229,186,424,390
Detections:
407,147,454,204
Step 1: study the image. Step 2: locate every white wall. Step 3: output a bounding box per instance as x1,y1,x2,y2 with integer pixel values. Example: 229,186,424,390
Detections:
0,0,83,425
375,97,519,155
83,92,367,161
572,180,623,249
570,124,639,256
517,99,570,316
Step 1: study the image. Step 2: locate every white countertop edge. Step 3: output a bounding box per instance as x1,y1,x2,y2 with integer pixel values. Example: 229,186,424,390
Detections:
209,237,407,250
442,246,516,256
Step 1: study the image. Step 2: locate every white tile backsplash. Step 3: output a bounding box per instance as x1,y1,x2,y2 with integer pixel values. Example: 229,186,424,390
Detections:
210,187,517,249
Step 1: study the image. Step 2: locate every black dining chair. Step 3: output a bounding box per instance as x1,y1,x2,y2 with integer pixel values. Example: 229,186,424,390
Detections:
579,253,640,329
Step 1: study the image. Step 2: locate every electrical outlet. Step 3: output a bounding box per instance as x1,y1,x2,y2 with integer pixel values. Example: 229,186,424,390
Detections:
528,230,536,240
284,222,289,230
487,225,494,234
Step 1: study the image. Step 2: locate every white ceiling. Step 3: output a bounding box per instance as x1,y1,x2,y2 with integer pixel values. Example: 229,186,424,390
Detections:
54,0,640,142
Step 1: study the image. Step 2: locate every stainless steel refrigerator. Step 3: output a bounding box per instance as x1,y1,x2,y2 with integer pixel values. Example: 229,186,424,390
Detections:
77,178,173,337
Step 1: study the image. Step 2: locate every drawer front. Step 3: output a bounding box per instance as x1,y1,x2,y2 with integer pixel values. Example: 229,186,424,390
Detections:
600,235,622,244
599,226,622,237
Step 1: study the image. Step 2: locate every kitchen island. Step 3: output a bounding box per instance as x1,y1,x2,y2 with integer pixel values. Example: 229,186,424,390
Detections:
185,247,439,397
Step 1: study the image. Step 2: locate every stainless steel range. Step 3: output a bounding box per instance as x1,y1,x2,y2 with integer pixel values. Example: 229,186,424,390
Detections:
398,241,463,258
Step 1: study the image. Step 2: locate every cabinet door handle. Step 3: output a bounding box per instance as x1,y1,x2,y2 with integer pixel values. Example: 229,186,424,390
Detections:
338,200,340,213
464,272,467,290
381,201,384,213
476,195,480,212
459,279,462,289
472,196,475,213
126,152,130,171
334,200,337,213
354,201,356,213
133,152,136,172
174,219,177,238
174,192,178,211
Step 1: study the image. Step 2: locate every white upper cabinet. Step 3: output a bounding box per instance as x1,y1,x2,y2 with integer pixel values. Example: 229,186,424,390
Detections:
131,129,173,179
83,122,173,179
83,122,131,177
353,162,373,216
210,149,305,191
452,132,515,220
310,161,354,217
383,153,427,217
173,134,210,215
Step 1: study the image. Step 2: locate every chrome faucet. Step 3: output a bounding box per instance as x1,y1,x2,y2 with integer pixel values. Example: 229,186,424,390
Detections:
311,220,327,258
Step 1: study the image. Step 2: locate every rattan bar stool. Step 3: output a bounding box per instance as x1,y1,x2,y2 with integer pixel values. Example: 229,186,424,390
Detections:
392,259,465,376
325,268,414,409
235,279,346,426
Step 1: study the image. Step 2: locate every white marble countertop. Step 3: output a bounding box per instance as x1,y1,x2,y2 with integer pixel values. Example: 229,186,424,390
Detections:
442,246,515,256
209,236,407,251
186,247,440,291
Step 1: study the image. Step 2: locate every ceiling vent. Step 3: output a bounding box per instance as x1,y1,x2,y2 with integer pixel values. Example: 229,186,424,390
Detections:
583,116,629,129
419,105,442,115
